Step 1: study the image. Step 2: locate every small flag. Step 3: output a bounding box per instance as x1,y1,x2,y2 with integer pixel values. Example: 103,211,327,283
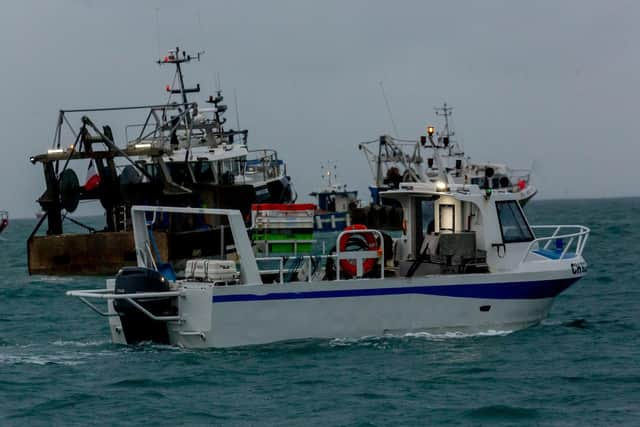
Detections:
84,160,100,191
517,179,527,191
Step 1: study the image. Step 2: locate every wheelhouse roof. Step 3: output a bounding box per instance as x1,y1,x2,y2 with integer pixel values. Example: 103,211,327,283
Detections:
381,182,526,203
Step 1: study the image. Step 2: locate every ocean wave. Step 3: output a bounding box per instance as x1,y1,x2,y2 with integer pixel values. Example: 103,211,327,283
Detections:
0,352,86,366
464,404,540,420
402,330,513,339
51,339,111,347
541,318,588,329
0,347,120,366
30,276,79,284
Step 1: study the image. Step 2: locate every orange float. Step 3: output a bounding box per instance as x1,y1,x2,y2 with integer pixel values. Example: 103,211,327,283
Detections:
339,224,379,277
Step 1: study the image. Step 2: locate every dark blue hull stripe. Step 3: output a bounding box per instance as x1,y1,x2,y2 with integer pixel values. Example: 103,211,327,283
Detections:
212,278,580,303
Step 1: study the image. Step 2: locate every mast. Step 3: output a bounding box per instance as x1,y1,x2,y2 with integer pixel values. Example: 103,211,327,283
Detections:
157,47,203,125
434,102,459,159
434,102,454,139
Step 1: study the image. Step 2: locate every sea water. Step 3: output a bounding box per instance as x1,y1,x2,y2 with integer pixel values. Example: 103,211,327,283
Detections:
1,199,638,426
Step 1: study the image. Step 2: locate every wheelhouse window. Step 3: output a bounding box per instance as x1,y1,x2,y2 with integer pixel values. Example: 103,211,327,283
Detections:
193,160,215,182
496,201,534,243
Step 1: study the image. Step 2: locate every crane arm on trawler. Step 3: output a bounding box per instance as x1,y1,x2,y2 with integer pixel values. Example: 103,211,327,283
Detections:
81,117,153,181
359,135,425,186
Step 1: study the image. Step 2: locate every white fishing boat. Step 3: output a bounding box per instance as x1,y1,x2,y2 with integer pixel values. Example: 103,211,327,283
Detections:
310,162,358,232
68,172,589,348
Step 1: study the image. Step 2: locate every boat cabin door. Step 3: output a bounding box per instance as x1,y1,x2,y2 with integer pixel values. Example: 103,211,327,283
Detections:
412,197,435,257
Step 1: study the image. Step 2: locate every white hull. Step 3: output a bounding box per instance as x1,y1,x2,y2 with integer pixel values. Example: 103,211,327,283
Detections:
68,200,589,350
108,270,580,348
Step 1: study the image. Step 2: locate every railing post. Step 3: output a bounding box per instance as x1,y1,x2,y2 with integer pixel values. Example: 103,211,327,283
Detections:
560,236,574,259
220,224,225,260
543,226,561,250
379,235,384,279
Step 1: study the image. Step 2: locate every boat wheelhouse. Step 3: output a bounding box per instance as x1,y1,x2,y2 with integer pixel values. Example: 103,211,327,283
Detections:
310,163,358,232
68,178,589,348
360,103,537,207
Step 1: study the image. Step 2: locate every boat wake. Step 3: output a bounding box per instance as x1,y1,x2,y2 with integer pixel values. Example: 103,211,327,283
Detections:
329,329,513,347
0,350,116,366
403,330,514,339
51,339,111,348
0,340,120,366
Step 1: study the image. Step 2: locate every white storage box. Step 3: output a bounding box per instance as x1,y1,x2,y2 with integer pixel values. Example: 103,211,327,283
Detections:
251,203,316,230
186,259,239,283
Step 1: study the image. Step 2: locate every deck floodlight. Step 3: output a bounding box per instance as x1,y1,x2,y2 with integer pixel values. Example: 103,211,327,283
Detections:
436,181,447,191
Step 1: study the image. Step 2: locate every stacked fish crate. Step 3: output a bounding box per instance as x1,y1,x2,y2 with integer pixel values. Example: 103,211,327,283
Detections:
251,204,316,255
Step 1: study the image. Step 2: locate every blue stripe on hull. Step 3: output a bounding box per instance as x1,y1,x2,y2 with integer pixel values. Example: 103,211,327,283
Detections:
213,278,580,303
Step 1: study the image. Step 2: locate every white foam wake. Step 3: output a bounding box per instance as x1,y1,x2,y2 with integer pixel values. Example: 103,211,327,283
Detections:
52,339,111,348
329,329,513,346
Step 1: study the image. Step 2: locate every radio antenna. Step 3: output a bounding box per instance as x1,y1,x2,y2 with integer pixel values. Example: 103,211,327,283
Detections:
379,81,399,137
234,89,241,130
154,8,161,58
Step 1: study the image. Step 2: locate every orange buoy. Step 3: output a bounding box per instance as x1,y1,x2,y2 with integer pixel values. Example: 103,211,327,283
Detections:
339,224,379,277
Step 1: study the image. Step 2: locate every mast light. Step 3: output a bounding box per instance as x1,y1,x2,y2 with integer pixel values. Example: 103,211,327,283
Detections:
427,126,435,136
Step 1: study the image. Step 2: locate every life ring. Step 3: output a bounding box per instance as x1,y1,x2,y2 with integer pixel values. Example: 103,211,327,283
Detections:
339,224,379,277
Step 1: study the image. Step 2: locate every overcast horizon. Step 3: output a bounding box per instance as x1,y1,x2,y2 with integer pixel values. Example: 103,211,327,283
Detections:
1,0,638,219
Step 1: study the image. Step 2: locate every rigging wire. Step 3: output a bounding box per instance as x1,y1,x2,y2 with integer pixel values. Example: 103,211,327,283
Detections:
379,81,399,137
234,89,241,130
154,8,161,59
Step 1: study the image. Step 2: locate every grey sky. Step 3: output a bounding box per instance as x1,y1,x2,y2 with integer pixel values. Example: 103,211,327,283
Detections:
1,0,638,218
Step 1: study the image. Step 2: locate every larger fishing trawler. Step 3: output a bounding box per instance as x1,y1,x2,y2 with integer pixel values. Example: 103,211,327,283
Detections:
28,48,295,275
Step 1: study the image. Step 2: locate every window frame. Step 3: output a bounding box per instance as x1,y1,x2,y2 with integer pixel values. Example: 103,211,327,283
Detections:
495,200,534,244
439,203,455,233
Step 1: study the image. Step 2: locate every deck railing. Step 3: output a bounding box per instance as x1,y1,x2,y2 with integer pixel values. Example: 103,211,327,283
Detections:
255,228,385,283
520,225,590,264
